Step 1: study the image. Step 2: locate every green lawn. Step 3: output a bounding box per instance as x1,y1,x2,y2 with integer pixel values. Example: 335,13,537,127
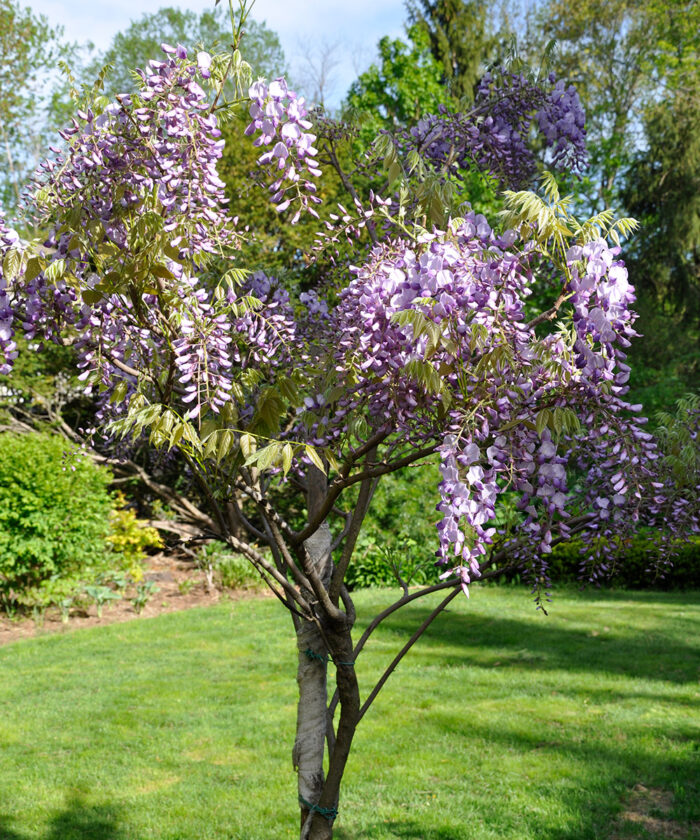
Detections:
0,587,698,840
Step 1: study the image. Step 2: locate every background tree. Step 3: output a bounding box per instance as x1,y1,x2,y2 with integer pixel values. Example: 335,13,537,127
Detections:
85,4,285,98
406,0,498,101
515,0,700,412
521,0,700,212
0,0,68,216
345,25,450,139
620,76,700,412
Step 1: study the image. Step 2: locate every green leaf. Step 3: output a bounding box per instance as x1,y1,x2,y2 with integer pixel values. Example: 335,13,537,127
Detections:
282,443,294,476
240,433,254,460
44,258,66,282
169,423,184,450
305,446,326,474
82,288,103,305
535,408,551,437
2,248,22,282
255,443,280,472
109,380,129,405
217,430,234,463
24,256,43,283
150,264,174,280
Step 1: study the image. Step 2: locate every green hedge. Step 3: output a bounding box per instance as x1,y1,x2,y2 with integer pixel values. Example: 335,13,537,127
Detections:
545,535,700,589
0,433,113,601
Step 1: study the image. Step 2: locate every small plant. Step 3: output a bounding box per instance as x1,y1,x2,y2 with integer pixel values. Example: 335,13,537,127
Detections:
215,552,262,591
130,580,159,614
178,577,197,596
196,543,262,591
83,584,121,618
58,596,73,624
13,574,84,621
96,570,129,591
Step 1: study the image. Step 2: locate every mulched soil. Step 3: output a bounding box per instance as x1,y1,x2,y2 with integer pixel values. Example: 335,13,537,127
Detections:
0,551,269,647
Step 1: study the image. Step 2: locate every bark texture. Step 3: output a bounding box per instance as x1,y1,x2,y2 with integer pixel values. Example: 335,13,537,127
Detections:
296,517,334,839
294,619,328,835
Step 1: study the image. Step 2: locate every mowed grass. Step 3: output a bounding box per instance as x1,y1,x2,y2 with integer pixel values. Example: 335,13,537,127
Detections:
0,587,698,840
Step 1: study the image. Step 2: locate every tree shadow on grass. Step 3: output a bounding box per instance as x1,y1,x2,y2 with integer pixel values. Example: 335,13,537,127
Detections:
0,796,124,840
373,602,699,684
334,705,700,840
334,733,700,840
335,822,471,840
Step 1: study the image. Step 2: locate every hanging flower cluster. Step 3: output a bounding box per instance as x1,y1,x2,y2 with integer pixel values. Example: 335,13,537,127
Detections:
33,46,231,258
0,220,20,374
0,47,278,425
405,71,587,188
245,78,322,222
311,213,686,593
536,78,588,171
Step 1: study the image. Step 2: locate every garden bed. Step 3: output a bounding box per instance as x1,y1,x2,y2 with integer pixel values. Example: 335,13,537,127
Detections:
0,550,269,647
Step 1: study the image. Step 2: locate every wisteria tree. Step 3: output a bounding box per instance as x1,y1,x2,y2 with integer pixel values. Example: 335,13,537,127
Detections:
0,4,697,838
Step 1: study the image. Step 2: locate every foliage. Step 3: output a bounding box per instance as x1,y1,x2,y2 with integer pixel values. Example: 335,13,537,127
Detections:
85,5,285,100
625,298,699,418
343,460,442,589
344,534,442,590
0,433,112,606
106,492,163,579
0,0,66,215
521,0,700,211
542,535,700,590
0,589,698,838
345,25,451,141
129,579,159,614
83,583,121,618
623,76,700,324
654,394,700,491
197,542,265,590
406,0,497,102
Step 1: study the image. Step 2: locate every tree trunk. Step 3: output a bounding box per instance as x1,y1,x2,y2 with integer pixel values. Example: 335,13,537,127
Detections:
296,518,334,839
305,626,360,840
294,618,329,837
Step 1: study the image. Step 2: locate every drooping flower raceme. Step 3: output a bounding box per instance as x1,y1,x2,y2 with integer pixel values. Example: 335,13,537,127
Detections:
245,78,322,222
404,71,587,189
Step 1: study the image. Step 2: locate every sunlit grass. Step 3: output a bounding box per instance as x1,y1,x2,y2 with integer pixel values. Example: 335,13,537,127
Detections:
0,587,698,839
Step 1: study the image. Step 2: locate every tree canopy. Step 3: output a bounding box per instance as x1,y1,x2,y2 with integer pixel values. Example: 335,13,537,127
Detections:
0,0,66,214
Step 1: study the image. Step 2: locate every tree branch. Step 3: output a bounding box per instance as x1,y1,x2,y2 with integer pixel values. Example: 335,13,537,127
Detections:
357,586,461,721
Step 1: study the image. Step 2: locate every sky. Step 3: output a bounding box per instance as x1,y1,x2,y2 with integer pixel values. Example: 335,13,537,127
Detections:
27,0,409,108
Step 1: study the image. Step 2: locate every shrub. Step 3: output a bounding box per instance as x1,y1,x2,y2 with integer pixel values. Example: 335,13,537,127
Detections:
344,463,444,590
0,433,113,605
546,535,700,589
344,534,442,590
106,492,163,580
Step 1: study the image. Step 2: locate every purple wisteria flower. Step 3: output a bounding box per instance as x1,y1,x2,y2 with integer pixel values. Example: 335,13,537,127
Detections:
245,78,322,222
